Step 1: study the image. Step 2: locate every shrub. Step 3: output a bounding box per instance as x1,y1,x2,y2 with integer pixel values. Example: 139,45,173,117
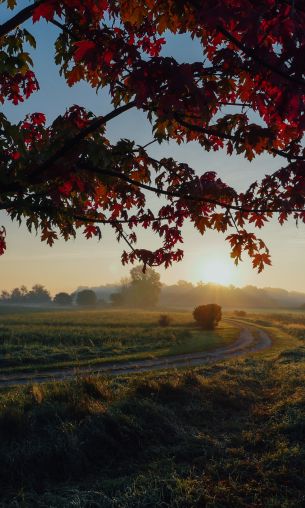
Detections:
193,304,222,329
53,292,73,306
158,314,172,327
76,289,97,306
234,310,247,317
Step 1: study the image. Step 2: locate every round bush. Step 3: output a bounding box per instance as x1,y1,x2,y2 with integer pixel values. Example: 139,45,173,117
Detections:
193,304,222,329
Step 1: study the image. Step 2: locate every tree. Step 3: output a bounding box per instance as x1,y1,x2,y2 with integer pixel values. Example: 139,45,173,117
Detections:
8,285,29,303
193,304,222,330
10,287,26,304
112,266,162,307
76,289,97,306
0,290,10,302
53,292,73,305
26,284,51,303
129,265,162,307
1,2,305,272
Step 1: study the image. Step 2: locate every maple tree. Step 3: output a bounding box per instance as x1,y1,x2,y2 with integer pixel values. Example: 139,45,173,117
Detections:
0,0,305,272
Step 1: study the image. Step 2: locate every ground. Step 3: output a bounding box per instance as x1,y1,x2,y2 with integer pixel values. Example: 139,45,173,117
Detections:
0,309,305,507
0,308,238,374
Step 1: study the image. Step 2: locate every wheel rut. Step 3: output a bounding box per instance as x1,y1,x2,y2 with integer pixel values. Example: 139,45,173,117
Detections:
0,325,272,388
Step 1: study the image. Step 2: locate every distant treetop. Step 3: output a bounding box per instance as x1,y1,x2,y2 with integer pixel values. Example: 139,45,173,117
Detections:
53,292,73,306
76,289,97,306
111,265,161,308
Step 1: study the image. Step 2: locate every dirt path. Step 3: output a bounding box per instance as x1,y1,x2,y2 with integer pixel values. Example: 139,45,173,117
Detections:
0,326,272,388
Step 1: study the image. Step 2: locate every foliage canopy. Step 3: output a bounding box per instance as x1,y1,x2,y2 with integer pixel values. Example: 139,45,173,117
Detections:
1,0,305,271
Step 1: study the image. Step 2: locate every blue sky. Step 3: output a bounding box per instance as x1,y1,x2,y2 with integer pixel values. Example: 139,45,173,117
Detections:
0,4,304,294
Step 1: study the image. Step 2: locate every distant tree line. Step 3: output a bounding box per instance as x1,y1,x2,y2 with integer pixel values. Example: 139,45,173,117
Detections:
0,285,51,304
0,266,162,309
0,285,99,307
3,272,305,311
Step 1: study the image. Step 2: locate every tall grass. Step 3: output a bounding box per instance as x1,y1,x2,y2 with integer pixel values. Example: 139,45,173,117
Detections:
1,338,305,507
2,311,304,506
0,309,238,373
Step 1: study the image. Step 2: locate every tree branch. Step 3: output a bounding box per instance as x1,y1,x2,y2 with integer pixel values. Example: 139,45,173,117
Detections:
49,18,75,38
80,161,305,214
217,24,305,89
0,198,184,225
115,224,137,253
175,115,305,161
0,1,44,38
29,101,137,181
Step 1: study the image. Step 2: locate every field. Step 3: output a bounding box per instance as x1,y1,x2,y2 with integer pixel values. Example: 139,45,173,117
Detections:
1,310,305,506
0,308,238,374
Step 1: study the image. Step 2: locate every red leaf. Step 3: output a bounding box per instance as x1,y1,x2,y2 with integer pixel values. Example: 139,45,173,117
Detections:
33,3,56,22
84,225,102,239
58,181,73,197
74,41,96,62
249,213,267,228
0,227,6,256
103,50,113,65
11,152,21,160
31,113,46,125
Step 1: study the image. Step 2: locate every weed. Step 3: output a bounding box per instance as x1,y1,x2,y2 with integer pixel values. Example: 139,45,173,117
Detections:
159,314,172,327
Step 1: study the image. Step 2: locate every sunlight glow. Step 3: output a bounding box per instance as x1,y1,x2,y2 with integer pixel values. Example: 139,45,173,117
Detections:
200,259,234,286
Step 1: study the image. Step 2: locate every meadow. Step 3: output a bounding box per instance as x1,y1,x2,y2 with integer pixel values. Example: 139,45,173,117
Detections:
0,308,238,374
1,310,305,506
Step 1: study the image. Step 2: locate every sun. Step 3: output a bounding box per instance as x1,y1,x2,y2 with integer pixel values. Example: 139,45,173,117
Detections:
200,259,234,286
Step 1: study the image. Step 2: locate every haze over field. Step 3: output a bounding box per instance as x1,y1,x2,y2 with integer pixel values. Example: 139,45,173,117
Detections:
82,281,305,310
2,277,305,310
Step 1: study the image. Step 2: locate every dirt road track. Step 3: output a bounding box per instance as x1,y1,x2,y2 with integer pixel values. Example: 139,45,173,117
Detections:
0,327,271,388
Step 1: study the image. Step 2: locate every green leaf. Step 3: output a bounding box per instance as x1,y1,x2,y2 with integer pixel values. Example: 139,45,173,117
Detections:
23,29,37,49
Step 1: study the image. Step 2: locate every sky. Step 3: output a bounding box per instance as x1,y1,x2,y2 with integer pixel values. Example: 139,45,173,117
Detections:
1,4,305,295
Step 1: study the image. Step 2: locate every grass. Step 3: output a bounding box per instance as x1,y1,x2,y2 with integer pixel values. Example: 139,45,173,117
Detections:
0,308,238,374
1,311,305,506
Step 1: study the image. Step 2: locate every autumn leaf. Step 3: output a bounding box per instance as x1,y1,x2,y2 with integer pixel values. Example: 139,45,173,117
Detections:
41,228,58,247
252,253,272,273
58,181,73,197
249,213,267,228
0,227,6,256
32,3,56,22
84,225,102,239
74,41,96,62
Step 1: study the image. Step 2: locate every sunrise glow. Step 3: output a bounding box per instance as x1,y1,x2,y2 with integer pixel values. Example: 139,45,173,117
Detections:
200,259,234,286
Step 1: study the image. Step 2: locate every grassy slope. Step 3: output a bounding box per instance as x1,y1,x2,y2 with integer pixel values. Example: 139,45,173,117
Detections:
0,309,238,374
0,314,305,506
